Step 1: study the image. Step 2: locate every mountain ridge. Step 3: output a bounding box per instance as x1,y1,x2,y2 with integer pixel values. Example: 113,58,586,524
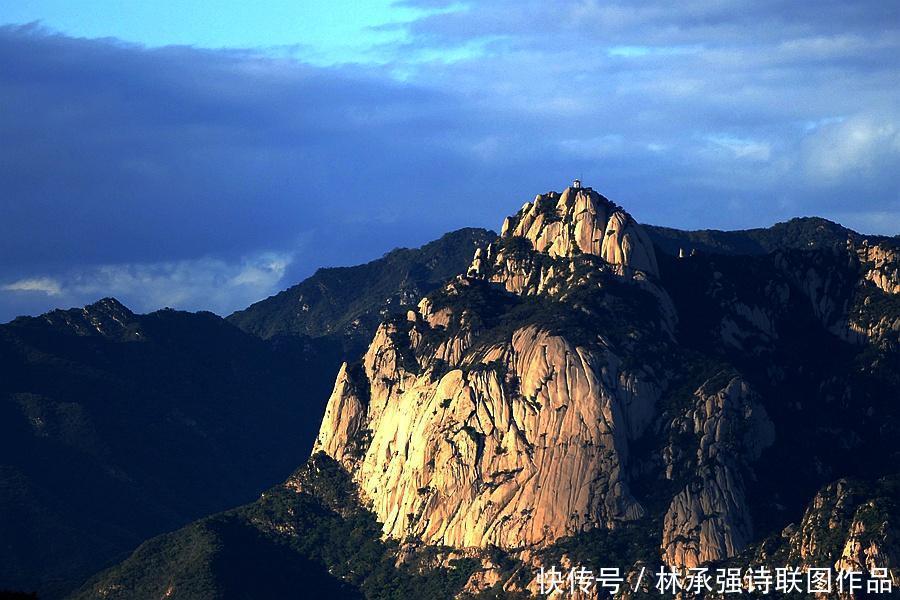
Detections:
73,184,900,598
0,228,494,599
645,215,887,257
6,186,900,599
227,227,496,353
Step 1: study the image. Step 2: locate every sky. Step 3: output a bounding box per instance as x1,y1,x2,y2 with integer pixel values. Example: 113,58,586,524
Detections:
1,1,898,321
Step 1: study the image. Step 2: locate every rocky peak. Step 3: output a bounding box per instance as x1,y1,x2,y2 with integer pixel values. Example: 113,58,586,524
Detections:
495,185,658,276
11,297,142,340
466,185,675,332
307,182,900,577
311,186,676,554
748,477,900,590
857,238,900,295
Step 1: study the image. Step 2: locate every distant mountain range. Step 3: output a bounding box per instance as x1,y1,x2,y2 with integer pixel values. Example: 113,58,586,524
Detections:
3,192,899,599
645,216,874,256
0,228,490,598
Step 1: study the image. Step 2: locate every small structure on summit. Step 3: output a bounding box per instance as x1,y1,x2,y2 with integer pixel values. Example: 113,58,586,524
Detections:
572,178,582,189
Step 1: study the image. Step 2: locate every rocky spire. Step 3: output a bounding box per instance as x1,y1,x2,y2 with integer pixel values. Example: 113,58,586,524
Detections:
311,185,675,552
498,185,658,276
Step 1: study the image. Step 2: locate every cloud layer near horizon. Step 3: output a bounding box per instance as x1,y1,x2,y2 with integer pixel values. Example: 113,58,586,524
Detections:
1,1,898,321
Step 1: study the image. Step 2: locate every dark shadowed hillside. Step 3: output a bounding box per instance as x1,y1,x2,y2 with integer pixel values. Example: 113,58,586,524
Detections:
0,228,500,599
646,216,880,257
0,299,344,598
227,228,496,353
70,455,482,600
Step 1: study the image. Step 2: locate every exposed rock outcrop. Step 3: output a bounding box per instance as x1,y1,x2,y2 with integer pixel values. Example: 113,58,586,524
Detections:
833,506,899,586
773,240,900,348
496,186,658,277
309,183,895,580
857,240,900,296
313,185,671,551
773,249,859,341
314,363,370,468
467,186,676,335
18,297,142,340
661,375,774,568
313,317,662,549
747,477,900,596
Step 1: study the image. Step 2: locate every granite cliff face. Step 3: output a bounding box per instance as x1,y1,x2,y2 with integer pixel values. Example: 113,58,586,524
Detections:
496,187,658,276
311,184,900,587
743,476,900,595
858,240,900,296
316,319,659,548
660,375,774,568
314,185,671,551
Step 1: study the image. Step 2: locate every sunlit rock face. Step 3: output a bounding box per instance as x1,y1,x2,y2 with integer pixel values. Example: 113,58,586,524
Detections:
311,182,897,571
745,478,900,590
313,185,671,550
467,185,676,329
497,186,658,277
660,376,774,568
313,315,663,549
858,240,900,296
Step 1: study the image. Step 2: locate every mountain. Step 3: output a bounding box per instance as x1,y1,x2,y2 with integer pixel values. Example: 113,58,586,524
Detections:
0,229,502,599
315,186,670,549
76,184,900,599
70,455,485,600
645,216,874,257
227,228,496,353
0,300,344,598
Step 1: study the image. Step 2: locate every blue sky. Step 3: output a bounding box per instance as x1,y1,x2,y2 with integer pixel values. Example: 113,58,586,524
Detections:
1,1,898,321
0,0,443,63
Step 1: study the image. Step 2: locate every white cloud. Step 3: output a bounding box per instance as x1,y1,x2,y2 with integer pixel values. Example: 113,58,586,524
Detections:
606,44,702,58
2,277,62,296
803,116,846,131
227,255,292,288
1,252,292,317
802,115,900,181
706,135,772,161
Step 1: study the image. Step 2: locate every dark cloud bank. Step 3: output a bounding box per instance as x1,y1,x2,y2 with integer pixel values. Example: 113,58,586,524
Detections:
1,1,898,320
